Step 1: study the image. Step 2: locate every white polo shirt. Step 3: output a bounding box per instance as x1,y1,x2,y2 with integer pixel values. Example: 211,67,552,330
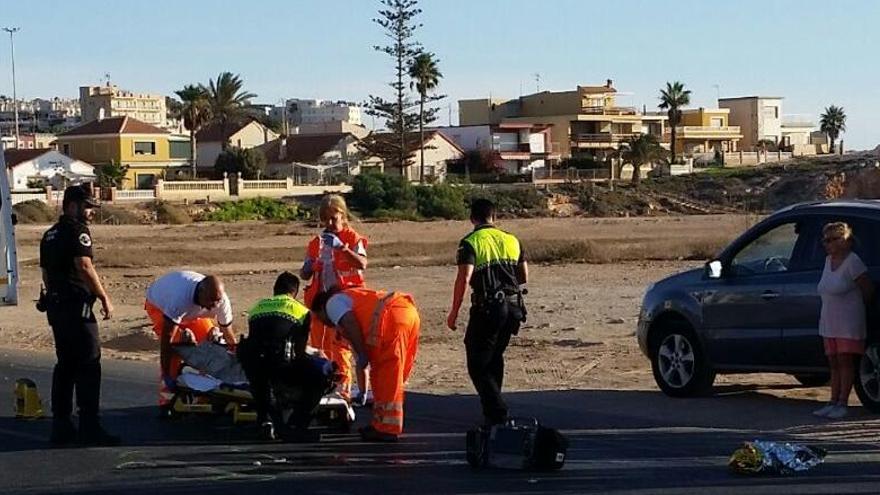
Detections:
146,271,234,326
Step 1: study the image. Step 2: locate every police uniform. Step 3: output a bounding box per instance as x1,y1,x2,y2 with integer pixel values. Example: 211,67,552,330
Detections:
238,294,324,433
39,192,104,441
457,224,526,425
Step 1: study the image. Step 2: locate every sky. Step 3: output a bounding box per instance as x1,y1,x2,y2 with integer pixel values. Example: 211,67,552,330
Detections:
1,0,878,149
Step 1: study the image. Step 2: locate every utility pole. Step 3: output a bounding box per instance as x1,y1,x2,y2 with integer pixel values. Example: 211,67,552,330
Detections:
533,73,541,93
3,27,20,149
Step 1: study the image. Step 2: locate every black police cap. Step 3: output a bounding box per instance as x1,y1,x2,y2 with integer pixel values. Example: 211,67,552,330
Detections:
62,185,100,208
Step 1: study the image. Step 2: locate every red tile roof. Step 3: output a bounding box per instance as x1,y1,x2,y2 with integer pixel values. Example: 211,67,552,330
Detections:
4,148,52,169
196,119,260,142
59,116,168,136
259,133,352,164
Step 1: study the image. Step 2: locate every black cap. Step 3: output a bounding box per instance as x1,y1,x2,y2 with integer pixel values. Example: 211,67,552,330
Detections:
62,185,100,208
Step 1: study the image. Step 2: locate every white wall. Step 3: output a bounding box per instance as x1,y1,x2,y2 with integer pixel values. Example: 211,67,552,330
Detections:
9,151,95,190
435,126,491,151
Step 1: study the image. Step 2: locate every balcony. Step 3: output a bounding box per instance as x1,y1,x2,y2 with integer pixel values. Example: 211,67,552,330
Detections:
571,133,638,148
579,106,638,116
672,126,742,138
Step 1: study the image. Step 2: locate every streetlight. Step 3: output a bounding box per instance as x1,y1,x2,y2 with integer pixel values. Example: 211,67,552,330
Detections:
3,27,20,149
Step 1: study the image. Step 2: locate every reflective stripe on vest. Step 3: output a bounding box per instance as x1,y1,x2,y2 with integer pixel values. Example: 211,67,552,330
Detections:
367,292,397,347
247,294,309,324
462,227,521,271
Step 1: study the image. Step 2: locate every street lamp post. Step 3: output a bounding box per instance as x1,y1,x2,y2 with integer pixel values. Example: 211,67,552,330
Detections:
3,27,20,149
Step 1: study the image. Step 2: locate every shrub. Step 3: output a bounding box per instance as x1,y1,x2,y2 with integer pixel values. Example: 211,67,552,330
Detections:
349,172,416,214
214,148,266,180
12,200,55,224
466,187,547,216
153,201,192,224
415,183,468,219
204,197,307,222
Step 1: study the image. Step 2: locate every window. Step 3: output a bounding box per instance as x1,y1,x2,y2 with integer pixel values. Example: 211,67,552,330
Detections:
136,174,155,190
731,222,801,276
710,117,724,128
801,216,880,269
169,140,191,160
133,141,156,155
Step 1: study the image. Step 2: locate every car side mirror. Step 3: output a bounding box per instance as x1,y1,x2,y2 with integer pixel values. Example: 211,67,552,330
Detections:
707,260,723,279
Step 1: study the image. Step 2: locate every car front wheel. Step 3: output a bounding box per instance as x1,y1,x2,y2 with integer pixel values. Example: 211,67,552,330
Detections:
855,342,880,413
651,327,715,397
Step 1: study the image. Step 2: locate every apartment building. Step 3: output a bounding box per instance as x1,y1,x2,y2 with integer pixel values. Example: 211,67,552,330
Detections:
80,84,168,129
459,80,666,161
718,96,783,150
272,99,363,128
435,123,561,173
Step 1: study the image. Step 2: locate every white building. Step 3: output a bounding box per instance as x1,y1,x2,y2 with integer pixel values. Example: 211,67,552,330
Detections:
273,99,363,127
434,123,560,173
718,96,784,150
5,148,95,190
195,118,279,170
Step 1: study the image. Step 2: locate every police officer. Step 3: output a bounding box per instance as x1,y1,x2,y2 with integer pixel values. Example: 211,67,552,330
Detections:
447,198,528,426
238,272,324,443
40,185,119,446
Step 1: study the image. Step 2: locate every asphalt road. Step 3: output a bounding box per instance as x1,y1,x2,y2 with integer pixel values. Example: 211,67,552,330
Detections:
1,348,879,495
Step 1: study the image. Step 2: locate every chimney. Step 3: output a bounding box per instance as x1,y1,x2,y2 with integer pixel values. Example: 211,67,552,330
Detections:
279,137,287,161
97,108,105,121
606,79,613,88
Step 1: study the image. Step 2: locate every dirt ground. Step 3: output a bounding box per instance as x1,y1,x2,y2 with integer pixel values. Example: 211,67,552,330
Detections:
1,214,829,403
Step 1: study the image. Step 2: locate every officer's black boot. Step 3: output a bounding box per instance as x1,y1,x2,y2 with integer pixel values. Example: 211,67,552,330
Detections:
49,416,77,446
78,416,120,447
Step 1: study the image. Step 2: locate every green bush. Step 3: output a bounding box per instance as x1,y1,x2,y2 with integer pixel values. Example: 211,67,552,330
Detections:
415,183,468,219
205,197,307,222
153,201,192,224
12,200,55,224
466,187,547,215
350,172,416,214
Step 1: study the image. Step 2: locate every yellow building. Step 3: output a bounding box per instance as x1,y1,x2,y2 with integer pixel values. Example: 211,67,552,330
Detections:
56,116,190,189
674,108,742,154
459,80,667,161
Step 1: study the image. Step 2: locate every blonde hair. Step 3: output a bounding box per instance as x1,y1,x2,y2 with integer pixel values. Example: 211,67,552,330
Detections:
319,194,350,226
823,221,853,241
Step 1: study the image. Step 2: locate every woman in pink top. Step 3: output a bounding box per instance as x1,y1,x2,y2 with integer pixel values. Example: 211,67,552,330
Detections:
814,222,874,419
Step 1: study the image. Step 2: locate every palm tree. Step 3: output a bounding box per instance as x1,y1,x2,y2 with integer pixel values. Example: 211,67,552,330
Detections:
658,81,691,164
207,72,257,151
408,52,442,183
175,84,212,177
622,134,668,186
820,105,847,154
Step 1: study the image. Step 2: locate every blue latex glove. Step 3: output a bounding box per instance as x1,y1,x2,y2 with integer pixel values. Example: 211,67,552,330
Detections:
321,232,344,250
162,376,177,392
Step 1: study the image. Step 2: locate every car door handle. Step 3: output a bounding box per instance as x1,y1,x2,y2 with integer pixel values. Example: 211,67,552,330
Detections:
761,290,780,300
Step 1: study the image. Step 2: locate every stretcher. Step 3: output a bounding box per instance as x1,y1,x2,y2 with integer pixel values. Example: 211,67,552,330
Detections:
169,342,355,432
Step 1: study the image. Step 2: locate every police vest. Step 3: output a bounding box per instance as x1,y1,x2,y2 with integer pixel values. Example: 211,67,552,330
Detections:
248,294,309,324
462,226,522,298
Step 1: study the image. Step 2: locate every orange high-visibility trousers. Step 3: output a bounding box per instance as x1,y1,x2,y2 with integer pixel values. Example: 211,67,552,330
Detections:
365,297,420,435
145,301,217,406
308,316,354,399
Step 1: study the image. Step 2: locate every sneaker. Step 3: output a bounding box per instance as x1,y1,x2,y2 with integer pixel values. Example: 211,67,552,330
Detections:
49,417,78,446
358,425,398,443
260,421,277,441
78,420,121,447
825,405,849,419
813,403,837,417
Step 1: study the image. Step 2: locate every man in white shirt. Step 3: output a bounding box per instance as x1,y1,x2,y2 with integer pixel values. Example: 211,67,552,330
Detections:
144,271,236,415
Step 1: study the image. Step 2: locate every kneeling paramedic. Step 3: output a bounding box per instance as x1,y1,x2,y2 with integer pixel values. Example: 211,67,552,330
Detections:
144,271,237,416
447,198,528,426
238,272,325,442
311,288,420,442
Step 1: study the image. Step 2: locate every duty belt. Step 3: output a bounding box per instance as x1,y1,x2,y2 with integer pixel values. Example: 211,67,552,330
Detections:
471,288,519,306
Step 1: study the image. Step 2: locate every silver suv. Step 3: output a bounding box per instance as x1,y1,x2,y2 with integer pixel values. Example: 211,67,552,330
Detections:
637,201,880,411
